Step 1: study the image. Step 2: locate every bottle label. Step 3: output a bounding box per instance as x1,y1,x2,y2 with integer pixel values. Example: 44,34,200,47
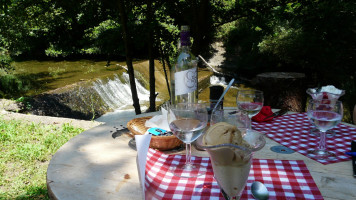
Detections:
174,67,197,95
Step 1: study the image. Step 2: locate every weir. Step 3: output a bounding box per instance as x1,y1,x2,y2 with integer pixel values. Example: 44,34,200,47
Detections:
24,60,215,120
92,73,152,110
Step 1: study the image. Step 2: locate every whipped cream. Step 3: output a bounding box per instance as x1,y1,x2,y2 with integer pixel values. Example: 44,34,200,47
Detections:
320,85,343,95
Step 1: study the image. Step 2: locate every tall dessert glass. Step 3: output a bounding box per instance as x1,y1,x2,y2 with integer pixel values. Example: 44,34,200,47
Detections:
196,119,265,199
168,103,208,177
307,99,343,160
236,89,264,130
306,87,345,137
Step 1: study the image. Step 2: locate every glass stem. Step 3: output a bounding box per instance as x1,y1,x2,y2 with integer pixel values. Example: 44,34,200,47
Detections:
186,143,192,165
319,131,326,151
248,117,252,130
221,188,240,200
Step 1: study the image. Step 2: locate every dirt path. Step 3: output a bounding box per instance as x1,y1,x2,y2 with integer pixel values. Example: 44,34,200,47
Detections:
207,42,226,68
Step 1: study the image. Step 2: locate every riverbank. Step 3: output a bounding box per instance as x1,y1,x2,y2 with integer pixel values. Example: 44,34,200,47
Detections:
0,109,102,130
0,99,102,129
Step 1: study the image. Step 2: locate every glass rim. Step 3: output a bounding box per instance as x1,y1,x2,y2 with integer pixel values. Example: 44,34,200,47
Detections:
306,87,345,96
195,131,266,153
237,89,263,93
197,142,253,154
174,102,207,106
308,99,342,104
212,107,239,112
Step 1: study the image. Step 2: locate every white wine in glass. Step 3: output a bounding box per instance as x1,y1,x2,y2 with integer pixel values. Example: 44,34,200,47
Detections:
168,103,208,178
236,90,264,129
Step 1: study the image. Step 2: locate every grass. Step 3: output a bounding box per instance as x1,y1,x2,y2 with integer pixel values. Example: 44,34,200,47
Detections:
0,117,84,200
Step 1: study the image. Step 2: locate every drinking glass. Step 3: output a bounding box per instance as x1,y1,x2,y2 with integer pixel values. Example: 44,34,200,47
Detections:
307,99,343,160
211,107,249,134
236,89,264,130
168,103,208,177
306,88,345,137
196,120,265,199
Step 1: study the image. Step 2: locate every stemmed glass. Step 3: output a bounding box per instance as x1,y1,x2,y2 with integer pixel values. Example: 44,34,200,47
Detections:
196,117,265,199
236,90,264,130
306,88,345,137
168,103,208,177
307,99,343,160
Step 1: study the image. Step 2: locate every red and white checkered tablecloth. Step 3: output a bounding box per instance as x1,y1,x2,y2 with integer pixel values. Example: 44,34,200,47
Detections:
145,148,323,200
252,112,356,165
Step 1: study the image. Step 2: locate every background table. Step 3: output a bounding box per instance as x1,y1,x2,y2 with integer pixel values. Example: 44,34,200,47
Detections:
47,111,356,200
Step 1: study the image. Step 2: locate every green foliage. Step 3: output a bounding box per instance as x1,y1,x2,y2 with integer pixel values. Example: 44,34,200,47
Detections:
0,73,31,98
1,0,355,120
0,118,84,199
0,48,13,71
82,20,125,56
15,96,32,110
222,0,356,122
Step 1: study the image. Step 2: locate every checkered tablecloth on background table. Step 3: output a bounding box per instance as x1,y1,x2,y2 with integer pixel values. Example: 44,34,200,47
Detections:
145,148,323,200
252,112,356,165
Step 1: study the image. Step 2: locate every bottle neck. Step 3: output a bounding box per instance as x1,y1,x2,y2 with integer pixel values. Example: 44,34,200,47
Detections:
180,30,190,47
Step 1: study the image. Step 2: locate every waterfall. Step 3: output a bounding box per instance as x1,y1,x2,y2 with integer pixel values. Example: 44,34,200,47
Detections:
210,75,227,85
210,75,238,89
92,73,151,110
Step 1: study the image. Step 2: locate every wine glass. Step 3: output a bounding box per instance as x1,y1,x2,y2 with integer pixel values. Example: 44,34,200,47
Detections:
168,103,208,177
307,99,343,160
236,89,264,130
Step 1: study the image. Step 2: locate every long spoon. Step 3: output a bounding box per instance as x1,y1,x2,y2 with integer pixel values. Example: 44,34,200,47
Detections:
211,78,235,114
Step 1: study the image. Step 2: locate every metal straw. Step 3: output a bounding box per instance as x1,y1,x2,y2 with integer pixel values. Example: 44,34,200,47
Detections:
211,78,235,114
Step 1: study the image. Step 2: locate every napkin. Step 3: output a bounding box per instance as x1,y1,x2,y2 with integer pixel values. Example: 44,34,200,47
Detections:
252,106,274,122
144,107,175,131
135,134,151,199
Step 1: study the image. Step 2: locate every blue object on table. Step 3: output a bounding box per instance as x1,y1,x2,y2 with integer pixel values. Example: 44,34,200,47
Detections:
346,152,356,157
148,128,167,136
270,145,294,154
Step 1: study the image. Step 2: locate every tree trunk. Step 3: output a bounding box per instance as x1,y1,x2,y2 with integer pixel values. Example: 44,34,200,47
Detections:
147,0,156,112
117,0,141,114
190,0,211,56
255,72,306,112
160,45,171,99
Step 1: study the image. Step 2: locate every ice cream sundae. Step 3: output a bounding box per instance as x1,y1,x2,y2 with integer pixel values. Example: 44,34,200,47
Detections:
200,122,261,198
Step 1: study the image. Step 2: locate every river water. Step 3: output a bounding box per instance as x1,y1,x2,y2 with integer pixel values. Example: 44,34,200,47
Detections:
11,59,239,120
12,60,128,96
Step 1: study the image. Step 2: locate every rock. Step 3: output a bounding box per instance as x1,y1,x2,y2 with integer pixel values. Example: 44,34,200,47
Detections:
0,99,23,112
27,81,110,120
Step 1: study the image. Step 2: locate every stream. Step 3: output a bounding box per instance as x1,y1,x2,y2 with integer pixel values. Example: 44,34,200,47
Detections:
10,59,239,120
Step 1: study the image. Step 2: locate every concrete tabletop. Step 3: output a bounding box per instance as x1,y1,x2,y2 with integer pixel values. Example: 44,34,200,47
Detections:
47,111,356,200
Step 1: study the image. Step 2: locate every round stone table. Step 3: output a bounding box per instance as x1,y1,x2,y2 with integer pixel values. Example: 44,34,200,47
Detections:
47,110,356,200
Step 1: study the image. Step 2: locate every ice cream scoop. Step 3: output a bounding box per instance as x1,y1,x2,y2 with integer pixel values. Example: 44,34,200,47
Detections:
203,122,250,148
